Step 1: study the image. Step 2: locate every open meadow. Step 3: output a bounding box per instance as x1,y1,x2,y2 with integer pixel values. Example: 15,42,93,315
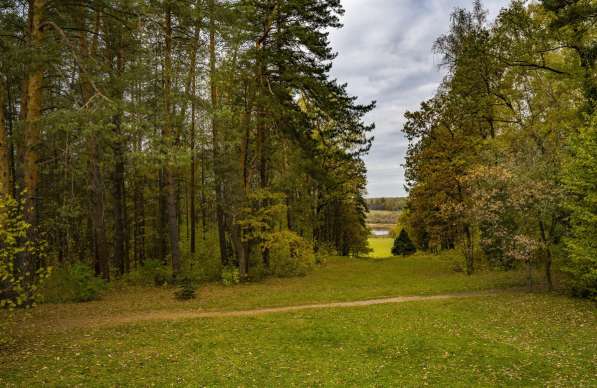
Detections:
2,252,595,387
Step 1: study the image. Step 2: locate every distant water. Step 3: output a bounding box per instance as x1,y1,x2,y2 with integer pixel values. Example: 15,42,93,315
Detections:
372,229,390,237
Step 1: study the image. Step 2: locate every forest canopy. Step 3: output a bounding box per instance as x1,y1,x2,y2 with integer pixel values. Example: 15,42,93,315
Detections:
401,0,596,296
0,0,374,302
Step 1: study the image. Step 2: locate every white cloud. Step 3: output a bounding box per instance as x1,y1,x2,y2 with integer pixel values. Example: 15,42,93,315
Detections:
329,0,511,197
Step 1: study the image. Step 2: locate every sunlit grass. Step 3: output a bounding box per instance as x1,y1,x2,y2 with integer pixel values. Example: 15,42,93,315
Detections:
2,293,594,386
368,237,394,258
3,251,581,386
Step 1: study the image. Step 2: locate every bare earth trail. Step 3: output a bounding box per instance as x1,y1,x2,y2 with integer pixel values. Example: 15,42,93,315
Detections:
62,290,502,330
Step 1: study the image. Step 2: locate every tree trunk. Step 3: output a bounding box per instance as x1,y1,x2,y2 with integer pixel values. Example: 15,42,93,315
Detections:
209,0,228,265
539,220,553,292
111,47,128,275
80,6,110,280
158,169,168,262
163,6,181,277
23,0,45,227
133,172,145,267
200,131,207,240
464,224,474,275
0,82,11,197
188,27,199,256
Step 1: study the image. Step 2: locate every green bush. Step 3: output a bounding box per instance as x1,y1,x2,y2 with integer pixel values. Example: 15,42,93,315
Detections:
41,262,106,303
221,266,240,286
392,229,417,256
179,230,223,282
267,231,315,277
174,277,197,300
315,242,335,266
563,114,597,299
121,259,171,287
0,195,50,310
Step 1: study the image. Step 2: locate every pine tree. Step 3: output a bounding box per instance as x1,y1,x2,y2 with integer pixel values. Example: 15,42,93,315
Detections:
392,229,416,256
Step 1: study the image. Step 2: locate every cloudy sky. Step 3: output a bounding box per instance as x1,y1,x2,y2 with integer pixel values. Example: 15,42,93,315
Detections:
329,0,510,198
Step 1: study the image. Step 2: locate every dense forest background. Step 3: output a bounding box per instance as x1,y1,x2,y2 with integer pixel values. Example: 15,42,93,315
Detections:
0,0,374,301
401,0,596,297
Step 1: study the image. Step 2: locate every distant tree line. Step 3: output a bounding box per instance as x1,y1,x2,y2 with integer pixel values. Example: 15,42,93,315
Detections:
366,197,407,212
0,0,374,298
402,0,596,297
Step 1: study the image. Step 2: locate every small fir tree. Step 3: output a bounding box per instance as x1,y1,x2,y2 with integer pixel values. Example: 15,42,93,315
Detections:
392,229,416,256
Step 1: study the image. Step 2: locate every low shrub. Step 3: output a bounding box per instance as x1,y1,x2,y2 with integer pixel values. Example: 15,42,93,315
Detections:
121,259,171,287
267,231,315,277
41,262,106,303
221,266,240,286
174,277,197,300
315,242,335,266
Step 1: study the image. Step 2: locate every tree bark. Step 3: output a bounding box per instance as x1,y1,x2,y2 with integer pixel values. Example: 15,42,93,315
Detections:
0,82,11,197
539,220,553,291
464,224,474,275
133,167,145,267
79,7,110,280
111,45,128,275
209,0,228,266
23,0,45,227
187,27,199,256
163,6,181,277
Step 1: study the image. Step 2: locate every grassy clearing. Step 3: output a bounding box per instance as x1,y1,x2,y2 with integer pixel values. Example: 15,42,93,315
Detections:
10,253,531,333
3,252,592,386
2,294,594,386
368,237,394,258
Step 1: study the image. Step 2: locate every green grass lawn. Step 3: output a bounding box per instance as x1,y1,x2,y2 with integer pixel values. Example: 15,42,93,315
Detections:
11,253,531,328
2,294,594,386
2,252,594,386
368,237,394,257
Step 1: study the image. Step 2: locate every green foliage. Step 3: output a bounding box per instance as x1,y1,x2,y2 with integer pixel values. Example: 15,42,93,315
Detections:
121,259,171,287
266,231,315,277
179,231,223,283
0,195,50,348
392,229,417,256
174,277,197,301
563,114,597,298
314,243,335,265
41,262,106,303
0,196,50,310
221,266,240,286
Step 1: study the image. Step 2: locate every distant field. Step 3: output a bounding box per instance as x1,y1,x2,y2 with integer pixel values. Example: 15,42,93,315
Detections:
369,237,394,258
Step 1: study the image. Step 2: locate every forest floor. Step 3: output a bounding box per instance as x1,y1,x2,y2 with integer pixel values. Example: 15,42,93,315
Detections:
2,252,596,386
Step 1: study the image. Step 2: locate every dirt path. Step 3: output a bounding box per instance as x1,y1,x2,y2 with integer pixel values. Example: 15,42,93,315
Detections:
59,291,496,329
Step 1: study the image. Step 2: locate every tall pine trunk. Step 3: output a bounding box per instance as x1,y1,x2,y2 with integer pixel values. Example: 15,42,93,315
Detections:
163,6,181,277
79,6,110,280
187,27,199,257
111,47,128,275
0,83,11,197
23,0,45,227
464,224,474,275
209,0,228,265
